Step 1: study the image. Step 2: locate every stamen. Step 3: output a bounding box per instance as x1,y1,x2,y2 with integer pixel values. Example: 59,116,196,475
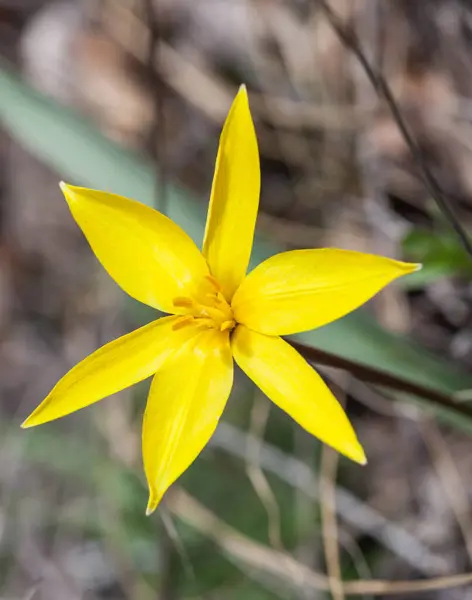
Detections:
172,315,194,330
194,319,214,332
220,320,235,332
205,292,219,302
205,274,222,292
173,297,194,308
172,284,234,332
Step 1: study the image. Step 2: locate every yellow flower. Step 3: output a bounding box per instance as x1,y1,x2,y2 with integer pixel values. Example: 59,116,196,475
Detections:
22,86,419,514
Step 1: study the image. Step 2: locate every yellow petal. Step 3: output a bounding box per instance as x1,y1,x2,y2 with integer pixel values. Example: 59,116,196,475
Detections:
143,329,233,514
22,316,196,428
232,249,420,335
61,183,209,313
202,86,260,301
231,325,366,464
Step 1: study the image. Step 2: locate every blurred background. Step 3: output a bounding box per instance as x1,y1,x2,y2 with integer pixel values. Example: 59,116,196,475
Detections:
3,1,472,598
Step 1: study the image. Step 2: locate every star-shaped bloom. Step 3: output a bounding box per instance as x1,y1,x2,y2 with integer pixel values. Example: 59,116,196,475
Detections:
22,86,419,514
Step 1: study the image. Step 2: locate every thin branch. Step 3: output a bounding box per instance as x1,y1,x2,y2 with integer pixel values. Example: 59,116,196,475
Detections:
317,0,472,259
320,445,344,600
144,0,168,214
288,339,472,421
246,393,284,551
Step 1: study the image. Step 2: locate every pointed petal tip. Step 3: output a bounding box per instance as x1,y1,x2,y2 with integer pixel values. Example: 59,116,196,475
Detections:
21,414,40,429
59,181,75,198
59,181,74,203
402,261,422,273
146,496,159,516
235,84,250,109
348,442,367,466
21,410,42,428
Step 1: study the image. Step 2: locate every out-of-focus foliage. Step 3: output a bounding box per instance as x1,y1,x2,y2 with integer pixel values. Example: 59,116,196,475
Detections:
403,228,472,284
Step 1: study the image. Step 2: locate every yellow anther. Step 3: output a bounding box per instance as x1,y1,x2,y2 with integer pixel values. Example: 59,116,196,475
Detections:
195,319,214,332
220,320,235,332
172,315,194,330
173,297,194,308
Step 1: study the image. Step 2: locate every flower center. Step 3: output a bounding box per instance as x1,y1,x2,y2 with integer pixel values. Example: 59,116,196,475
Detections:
172,275,236,332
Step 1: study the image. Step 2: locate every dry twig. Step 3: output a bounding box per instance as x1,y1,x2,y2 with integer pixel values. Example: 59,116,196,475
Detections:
169,487,472,597
318,0,472,258
320,444,344,600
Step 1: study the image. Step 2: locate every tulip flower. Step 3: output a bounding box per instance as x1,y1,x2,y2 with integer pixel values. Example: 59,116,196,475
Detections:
22,86,419,514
